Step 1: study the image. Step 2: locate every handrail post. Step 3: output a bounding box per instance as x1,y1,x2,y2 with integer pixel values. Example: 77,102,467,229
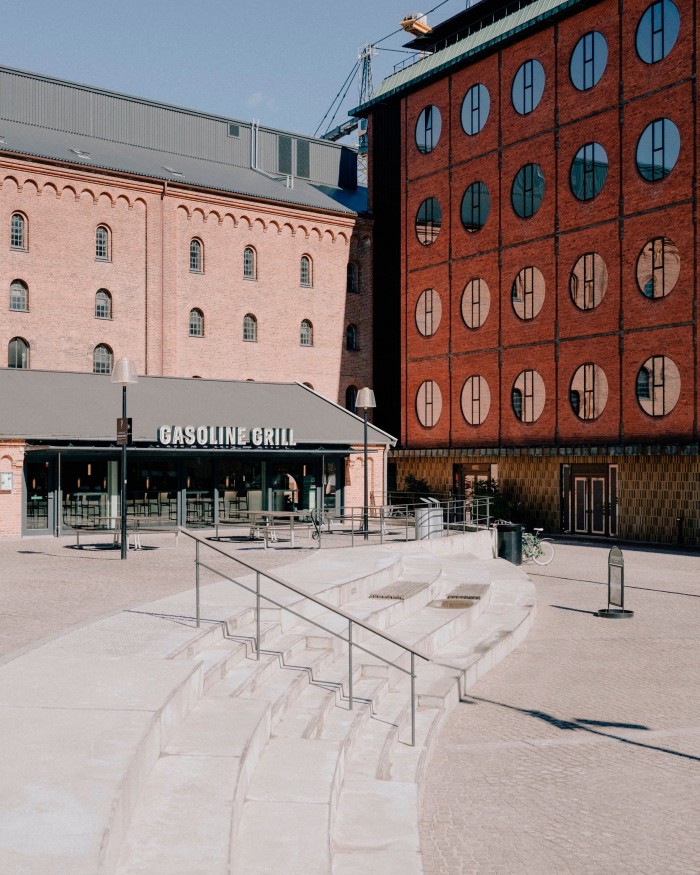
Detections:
411,652,416,747
380,506,384,544
256,571,261,661
195,539,200,628
348,620,353,711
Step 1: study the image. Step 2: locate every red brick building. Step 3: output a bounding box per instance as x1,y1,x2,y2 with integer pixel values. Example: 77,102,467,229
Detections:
356,0,699,544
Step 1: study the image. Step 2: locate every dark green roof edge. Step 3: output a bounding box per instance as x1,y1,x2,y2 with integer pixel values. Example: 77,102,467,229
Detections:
350,0,583,116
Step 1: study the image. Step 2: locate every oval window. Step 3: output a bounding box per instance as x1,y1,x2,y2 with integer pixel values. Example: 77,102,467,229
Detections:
461,278,491,329
416,380,443,428
461,182,490,232
636,119,680,181
570,143,608,201
415,288,442,336
636,355,680,416
415,106,442,154
570,32,608,90
512,164,545,218
461,84,490,135
512,60,545,115
512,370,546,423
570,253,608,310
636,0,680,64
511,267,545,321
570,363,609,420
636,237,680,299
461,376,491,426
415,198,442,245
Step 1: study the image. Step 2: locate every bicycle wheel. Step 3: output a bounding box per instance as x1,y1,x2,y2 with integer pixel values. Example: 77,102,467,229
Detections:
533,538,554,566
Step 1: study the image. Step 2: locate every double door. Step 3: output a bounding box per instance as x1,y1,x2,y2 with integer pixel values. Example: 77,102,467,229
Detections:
562,464,618,537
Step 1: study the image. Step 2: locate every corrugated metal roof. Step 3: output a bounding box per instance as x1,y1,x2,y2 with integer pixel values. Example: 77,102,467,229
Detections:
352,0,579,113
0,370,395,446
0,119,366,215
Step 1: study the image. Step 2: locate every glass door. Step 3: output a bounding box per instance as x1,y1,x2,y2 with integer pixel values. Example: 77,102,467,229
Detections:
24,458,54,533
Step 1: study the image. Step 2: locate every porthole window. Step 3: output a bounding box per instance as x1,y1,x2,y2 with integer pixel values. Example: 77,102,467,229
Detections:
9,279,28,311
512,59,545,115
461,376,491,426
415,288,442,337
570,143,608,201
415,105,442,154
636,355,680,416
461,278,490,329
461,182,490,232
636,237,680,299
636,0,680,64
570,363,609,420
511,267,545,321
511,164,545,218
570,31,608,90
416,380,442,428
461,84,490,135
415,198,442,245
570,253,608,310
512,370,546,423
636,119,680,181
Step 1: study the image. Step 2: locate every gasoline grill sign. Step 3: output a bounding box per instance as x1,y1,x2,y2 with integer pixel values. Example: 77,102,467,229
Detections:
157,425,296,449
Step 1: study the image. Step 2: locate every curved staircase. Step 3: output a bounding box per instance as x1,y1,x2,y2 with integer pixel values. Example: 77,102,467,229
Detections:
0,531,535,874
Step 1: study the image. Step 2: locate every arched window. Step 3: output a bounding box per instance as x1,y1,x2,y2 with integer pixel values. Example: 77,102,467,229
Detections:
95,225,111,260
93,344,113,374
346,324,359,351
189,308,204,337
95,289,112,319
345,385,358,411
243,313,257,342
347,262,359,293
190,238,203,273
8,337,29,369
300,319,313,346
243,246,257,279
11,213,26,250
10,280,28,311
300,255,312,287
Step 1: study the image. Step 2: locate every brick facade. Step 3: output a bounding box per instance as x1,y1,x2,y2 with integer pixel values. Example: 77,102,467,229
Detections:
0,158,372,407
363,0,699,544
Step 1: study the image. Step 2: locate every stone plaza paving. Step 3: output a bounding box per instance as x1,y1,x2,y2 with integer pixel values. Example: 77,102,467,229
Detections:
420,543,700,875
1,532,698,873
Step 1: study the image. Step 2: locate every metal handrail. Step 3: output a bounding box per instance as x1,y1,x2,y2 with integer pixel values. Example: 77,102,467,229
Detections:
311,496,492,546
179,528,429,746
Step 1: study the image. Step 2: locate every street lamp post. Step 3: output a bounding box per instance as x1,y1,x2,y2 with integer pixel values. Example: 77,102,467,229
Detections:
355,387,376,541
111,359,138,560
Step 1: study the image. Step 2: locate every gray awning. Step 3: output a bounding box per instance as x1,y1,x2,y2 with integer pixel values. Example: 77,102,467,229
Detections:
0,369,395,447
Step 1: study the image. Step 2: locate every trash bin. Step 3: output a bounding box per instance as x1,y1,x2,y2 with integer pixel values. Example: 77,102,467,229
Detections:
415,506,443,540
494,522,522,565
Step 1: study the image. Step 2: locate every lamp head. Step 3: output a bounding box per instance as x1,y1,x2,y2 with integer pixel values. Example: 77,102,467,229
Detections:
111,358,139,385
356,387,376,410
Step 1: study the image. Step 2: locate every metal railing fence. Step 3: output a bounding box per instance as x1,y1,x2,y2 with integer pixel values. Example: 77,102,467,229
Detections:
180,528,429,746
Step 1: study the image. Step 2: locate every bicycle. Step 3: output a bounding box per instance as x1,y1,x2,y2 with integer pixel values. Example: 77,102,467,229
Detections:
522,527,555,565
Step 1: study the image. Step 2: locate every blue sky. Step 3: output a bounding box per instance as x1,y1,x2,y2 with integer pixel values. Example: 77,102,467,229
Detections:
0,0,467,140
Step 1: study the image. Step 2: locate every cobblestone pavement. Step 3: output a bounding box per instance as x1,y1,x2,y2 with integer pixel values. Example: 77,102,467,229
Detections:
420,543,700,875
